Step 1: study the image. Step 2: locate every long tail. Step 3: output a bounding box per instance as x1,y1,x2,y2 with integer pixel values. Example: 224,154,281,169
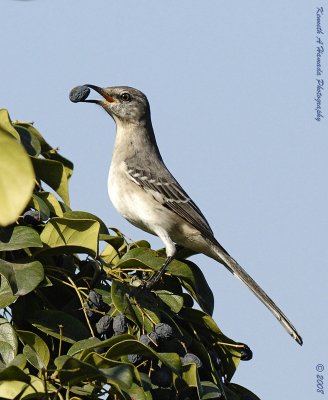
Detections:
208,240,303,345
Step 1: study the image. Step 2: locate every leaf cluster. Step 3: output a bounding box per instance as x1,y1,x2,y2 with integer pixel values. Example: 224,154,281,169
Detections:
0,110,260,399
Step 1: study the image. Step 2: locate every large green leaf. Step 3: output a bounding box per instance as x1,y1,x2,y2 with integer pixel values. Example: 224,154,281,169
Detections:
39,217,100,256
30,310,90,343
0,110,35,227
0,369,49,399
0,226,42,251
14,124,42,157
201,381,223,399
7,354,27,370
29,194,50,220
0,279,17,309
182,363,201,392
154,290,184,313
83,353,147,399
180,308,242,381
31,157,70,205
101,243,120,265
15,122,74,178
55,356,135,395
0,365,30,383
68,334,135,358
17,330,50,370
0,109,20,140
105,339,181,374
0,259,44,296
0,318,18,366
63,211,109,235
67,337,103,357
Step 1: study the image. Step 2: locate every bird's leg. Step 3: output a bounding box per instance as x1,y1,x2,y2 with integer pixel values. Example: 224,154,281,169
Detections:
141,230,181,289
144,245,185,289
145,255,175,289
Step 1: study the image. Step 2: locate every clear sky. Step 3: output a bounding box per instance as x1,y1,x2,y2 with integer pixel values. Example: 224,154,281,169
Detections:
2,1,327,398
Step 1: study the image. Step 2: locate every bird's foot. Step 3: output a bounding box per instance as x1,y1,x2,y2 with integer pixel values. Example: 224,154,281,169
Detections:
140,254,175,290
142,271,163,290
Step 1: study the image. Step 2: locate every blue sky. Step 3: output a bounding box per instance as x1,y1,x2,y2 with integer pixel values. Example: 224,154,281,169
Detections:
2,1,327,398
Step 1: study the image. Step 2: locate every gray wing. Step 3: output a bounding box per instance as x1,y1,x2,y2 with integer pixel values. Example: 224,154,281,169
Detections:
126,164,215,240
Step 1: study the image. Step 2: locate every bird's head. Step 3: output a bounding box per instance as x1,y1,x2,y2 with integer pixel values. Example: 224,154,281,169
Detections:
70,85,151,125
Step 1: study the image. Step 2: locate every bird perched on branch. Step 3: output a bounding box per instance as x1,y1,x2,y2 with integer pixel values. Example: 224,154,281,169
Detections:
70,84,302,345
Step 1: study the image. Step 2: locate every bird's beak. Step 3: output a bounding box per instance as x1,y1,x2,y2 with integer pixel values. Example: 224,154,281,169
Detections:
84,84,115,104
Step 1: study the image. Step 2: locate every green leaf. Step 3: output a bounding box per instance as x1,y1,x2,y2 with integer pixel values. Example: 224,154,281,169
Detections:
101,243,120,265
39,217,100,256
0,372,47,399
0,365,30,383
56,356,135,395
182,363,200,389
86,354,147,399
14,122,74,179
0,226,42,251
31,157,70,205
130,301,161,333
154,290,184,313
105,339,181,374
0,110,35,227
64,211,109,235
180,308,242,381
17,330,50,369
0,279,16,309
111,280,138,324
120,383,148,400
14,124,42,157
0,259,44,296
67,337,102,357
129,240,151,250
100,364,135,393
0,318,18,366
29,194,51,220
36,191,63,217
0,343,15,368
0,110,20,140
84,353,147,399
30,310,90,343
7,354,27,370
68,334,135,358
201,381,223,399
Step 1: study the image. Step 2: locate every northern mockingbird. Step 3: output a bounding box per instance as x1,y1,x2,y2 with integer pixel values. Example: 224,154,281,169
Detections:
70,84,303,345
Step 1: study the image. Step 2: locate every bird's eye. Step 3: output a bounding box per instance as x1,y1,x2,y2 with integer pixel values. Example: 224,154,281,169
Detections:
120,92,132,102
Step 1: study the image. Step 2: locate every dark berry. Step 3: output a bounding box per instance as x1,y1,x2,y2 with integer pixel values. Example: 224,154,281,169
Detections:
95,315,112,336
151,370,171,388
87,290,104,310
85,291,104,320
139,334,151,346
112,314,128,335
128,353,143,364
148,331,159,345
181,353,202,368
69,85,90,103
154,323,174,340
